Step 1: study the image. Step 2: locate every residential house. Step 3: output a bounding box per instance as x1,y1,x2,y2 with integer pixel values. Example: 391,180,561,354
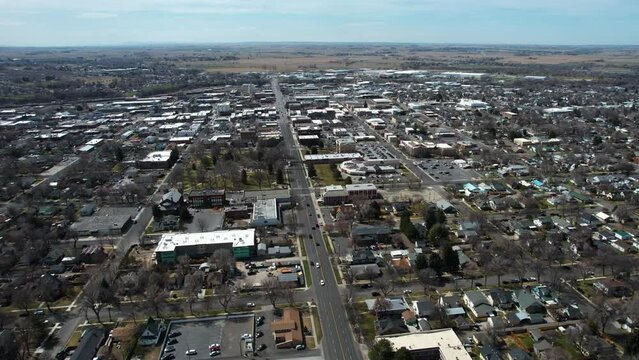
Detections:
70,327,106,360
531,286,558,306
514,289,546,314
412,300,436,318
376,317,409,336
490,289,515,310
351,223,392,247
138,318,166,346
506,348,532,360
348,249,378,265
365,297,410,316
594,279,633,298
479,345,502,360
463,290,495,318
157,188,186,216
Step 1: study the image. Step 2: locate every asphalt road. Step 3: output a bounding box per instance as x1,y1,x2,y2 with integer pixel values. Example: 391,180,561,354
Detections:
272,78,363,360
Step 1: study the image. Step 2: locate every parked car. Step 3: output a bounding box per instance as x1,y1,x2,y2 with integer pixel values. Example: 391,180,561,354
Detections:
295,344,306,350
168,331,181,338
246,302,256,308
257,344,267,351
164,345,175,353
185,349,197,356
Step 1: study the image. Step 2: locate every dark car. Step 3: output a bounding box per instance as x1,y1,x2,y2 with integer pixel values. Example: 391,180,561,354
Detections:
161,355,176,360
371,291,381,297
360,283,372,289
168,331,181,338
315,242,320,246
257,344,267,351
168,338,178,345
256,331,264,338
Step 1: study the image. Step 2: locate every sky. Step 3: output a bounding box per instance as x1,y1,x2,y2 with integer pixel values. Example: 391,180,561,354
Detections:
1,0,638,47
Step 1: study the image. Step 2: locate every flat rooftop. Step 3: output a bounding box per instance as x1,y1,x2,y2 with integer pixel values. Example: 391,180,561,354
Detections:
142,150,172,162
155,229,256,253
378,328,471,360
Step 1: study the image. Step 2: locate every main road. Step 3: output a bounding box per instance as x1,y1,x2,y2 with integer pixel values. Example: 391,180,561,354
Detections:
272,78,363,360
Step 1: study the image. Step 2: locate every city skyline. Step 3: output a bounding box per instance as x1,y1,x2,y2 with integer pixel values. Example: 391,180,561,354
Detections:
1,0,639,46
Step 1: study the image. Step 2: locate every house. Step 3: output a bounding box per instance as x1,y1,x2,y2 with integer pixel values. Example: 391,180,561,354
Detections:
506,348,532,360
531,286,558,306
348,249,378,265
532,339,553,357
272,308,304,349
487,315,509,329
80,203,97,217
578,335,618,359
594,278,633,298
350,263,382,280
71,327,106,360
365,297,410,316
514,289,546,314
412,300,436,318
158,188,186,215
479,345,502,360
436,199,457,214
376,316,409,335
351,223,392,246
490,289,515,310
562,304,583,320
390,257,412,275
463,290,495,318
439,294,463,308
138,318,166,346
80,245,107,264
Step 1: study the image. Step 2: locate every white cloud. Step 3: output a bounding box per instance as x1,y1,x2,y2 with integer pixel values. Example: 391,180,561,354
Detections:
0,20,25,26
76,12,118,19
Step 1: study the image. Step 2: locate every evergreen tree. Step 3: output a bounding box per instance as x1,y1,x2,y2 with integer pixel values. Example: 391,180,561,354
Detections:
276,168,285,184
427,223,449,246
240,169,248,184
169,148,179,164
394,347,411,360
428,253,444,276
307,164,317,178
442,243,460,273
399,211,418,241
415,253,428,271
369,339,394,360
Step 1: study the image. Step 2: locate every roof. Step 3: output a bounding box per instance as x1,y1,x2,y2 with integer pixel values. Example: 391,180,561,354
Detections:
155,229,256,253
271,308,303,345
377,328,472,360
70,327,106,360
252,198,279,222
142,150,172,162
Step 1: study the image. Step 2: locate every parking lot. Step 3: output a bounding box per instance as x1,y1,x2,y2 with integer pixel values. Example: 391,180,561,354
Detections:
161,314,254,359
416,159,480,182
184,209,225,233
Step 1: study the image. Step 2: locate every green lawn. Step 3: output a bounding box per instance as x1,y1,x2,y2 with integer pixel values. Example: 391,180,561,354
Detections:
354,302,376,343
303,260,313,287
323,234,334,254
555,335,585,359
332,259,342,284
314,164,346,186
311,307,323,342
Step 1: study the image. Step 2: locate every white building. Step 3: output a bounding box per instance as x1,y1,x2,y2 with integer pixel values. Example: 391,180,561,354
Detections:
251,198,280,226
377,329,472,360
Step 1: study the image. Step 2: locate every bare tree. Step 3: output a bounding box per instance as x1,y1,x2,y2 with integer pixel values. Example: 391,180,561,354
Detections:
183,273,201,315
282,286,296,307
80,276,119,325
216,284,235,313
373,273,395,297
263,278,281,307
197,217,208,232
209,248,236,282
143,283,167,318
417,269,438,298
12,285,34,316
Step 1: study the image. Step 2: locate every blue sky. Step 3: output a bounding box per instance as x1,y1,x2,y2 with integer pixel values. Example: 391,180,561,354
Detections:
1,0,638,46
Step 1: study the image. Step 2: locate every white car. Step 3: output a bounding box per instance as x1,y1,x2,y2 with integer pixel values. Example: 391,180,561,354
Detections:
315,262,320,268
241,333,253,340
185,349,197,356
246,302,256,308
320,280,325,286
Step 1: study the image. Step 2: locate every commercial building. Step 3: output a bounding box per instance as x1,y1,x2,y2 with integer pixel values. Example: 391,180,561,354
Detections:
187,189,226,208
272,308,304,349
154,229,256,263
138,150,173,169
304,153,362,164
321,183,378,205
377,328,472,360
251,198,280,226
